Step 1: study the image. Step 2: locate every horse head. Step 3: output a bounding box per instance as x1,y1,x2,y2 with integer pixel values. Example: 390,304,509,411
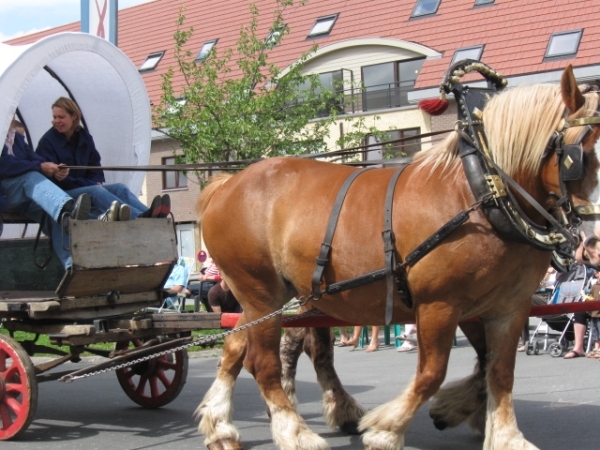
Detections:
481,64,600,268
553,66,600,267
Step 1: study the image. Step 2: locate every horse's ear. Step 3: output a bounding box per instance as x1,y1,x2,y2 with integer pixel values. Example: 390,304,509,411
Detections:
561,64,585,113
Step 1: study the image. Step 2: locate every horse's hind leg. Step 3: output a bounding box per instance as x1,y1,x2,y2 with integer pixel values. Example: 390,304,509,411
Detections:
280,327,306,410
482,310,539,450
302,326,366,434
196,321,248,450
429,321,488,435
360,305,458,450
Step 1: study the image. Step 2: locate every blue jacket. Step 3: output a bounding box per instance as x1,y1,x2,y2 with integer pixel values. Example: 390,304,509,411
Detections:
0,133,45,211
37,126,105,190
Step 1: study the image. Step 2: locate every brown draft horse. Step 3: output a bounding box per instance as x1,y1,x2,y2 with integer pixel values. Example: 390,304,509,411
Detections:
195,65,600,450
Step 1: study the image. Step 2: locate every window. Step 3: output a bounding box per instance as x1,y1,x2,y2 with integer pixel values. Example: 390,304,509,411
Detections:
361,58,425,111
196,39,218,62
162,157,188,190
265,23,287,48
411,0,441,18
452,45,484,64
364,128,422,164
474,0,494,5
307,14,338,38
295,69,353,118
545,30,583,59
139,51,165,72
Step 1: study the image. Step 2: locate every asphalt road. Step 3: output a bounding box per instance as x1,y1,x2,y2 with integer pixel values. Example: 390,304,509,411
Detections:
4,329,600,450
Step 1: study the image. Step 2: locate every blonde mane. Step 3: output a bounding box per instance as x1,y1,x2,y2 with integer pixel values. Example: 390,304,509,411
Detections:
413,83,599,179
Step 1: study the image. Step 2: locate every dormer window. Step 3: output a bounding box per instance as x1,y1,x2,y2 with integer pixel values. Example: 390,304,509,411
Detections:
452,45,484,64
196,40,218,62
474,0,494,5
411,0,441,18
139,51,165,72
545,30,583,60
307,14,338,38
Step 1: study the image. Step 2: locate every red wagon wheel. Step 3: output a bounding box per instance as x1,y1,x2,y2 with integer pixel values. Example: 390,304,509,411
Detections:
115,337,188,408
0,334,38,440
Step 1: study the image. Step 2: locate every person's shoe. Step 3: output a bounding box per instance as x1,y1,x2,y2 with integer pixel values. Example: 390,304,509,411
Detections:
119,204,131,221
60,193,91,232
138,195,162,218
517,344,526,352
99,201,120,222
158,194,171,218
71,193,91,220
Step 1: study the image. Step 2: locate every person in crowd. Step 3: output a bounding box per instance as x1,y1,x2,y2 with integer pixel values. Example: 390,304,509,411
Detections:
208,278,242,313
1,119,93,269
198,259,222,312
564,269,600,359
397,323,417,352
338,327,351,346
518,266,556,352
36,97,170,221
339,325,381,352
163,257,192,308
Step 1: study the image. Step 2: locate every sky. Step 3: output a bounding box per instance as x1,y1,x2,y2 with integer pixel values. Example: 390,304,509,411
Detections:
0,0,155,42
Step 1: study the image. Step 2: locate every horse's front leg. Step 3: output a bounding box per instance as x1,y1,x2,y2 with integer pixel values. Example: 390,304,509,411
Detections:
303,326,367,434
246,317,330,450
360,304,458,450
429,321,488,435
482,306,539,450
196,316,248,450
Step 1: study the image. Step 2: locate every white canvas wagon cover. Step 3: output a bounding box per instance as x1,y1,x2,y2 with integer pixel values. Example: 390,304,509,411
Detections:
0,32,150,194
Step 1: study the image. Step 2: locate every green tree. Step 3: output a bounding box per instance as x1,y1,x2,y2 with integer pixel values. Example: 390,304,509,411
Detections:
156,1,326,182
155,0,396,184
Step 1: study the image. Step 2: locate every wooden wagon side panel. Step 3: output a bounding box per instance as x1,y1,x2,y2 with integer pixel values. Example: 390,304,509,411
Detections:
69,218,177,269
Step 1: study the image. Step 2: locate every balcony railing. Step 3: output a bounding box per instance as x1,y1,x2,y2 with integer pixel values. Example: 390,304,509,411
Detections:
293,82,415,119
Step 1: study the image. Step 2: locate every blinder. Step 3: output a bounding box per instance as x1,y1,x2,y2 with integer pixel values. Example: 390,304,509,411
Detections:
558,144,584,182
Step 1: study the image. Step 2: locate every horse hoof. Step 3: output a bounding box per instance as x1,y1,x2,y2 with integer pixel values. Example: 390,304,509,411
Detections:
340,421,361,435
207,439,245,450
430,414,448,431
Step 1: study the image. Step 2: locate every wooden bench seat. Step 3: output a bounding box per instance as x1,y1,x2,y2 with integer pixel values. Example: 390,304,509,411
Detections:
1,210,36,224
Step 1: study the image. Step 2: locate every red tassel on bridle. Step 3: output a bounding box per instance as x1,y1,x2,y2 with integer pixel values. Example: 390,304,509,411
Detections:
418,91,449,116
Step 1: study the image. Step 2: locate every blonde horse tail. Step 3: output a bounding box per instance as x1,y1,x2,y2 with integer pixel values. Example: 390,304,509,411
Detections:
196,173,234,221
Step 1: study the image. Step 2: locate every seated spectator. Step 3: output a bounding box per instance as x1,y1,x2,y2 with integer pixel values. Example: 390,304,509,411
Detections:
0,119,105,269
198,259,222,312
208,279,242,313
163,257,192,308
36,97,170,221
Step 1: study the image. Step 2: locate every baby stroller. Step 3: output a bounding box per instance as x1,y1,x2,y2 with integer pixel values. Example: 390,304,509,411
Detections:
527,263,595,357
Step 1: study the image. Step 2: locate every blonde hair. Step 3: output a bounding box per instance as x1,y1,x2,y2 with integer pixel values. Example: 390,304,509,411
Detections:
52,97,82,133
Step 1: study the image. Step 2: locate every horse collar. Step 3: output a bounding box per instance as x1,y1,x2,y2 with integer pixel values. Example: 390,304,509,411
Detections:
452,81,578,253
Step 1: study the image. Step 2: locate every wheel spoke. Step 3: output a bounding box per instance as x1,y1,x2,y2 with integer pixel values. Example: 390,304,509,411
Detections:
4,397,22,417
4,366,22,383
6,382,26,396
156,368,171,388
0,352,7,372
135,374,149,397
0,404,14,430
149,375,161,397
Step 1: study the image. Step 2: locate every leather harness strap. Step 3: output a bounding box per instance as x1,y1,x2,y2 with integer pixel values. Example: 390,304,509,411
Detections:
383,165,409,324
311,167,374,299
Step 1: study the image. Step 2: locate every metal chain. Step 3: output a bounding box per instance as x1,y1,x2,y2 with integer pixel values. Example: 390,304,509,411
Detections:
61,299,319,383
